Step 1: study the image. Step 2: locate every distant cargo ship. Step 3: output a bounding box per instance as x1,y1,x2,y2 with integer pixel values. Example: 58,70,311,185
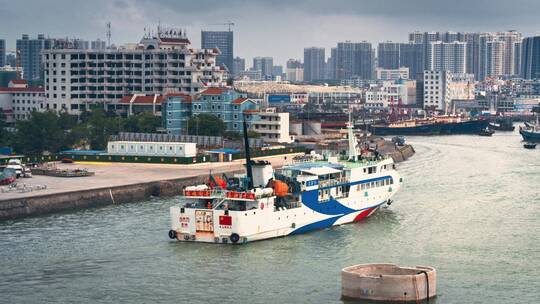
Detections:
370,116,489,136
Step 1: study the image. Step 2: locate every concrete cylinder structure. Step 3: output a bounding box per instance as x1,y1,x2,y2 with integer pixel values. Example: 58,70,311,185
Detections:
289,121,303,136
303,121,322,135
341,263,436,302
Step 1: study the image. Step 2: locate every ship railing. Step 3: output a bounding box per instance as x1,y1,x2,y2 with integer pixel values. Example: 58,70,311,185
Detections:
182,189,258,201
182,189,226,198
291,156,319,164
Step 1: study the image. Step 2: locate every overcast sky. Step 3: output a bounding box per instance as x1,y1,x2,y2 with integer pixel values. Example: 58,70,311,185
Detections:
1,0,540,66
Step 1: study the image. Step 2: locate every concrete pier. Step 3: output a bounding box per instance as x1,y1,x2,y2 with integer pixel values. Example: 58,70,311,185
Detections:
0,154,297,220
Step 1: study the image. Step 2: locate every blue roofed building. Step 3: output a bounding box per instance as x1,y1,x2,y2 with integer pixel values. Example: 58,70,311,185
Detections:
162,93,193,135
163,87,259,135
192,87,258,132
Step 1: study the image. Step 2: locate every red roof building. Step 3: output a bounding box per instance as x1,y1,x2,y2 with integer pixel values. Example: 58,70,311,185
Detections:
232,97,249,104
199,87,229,95
119,94,164,104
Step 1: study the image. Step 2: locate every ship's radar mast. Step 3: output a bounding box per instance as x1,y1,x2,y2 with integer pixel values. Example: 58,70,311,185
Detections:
347,112,358,161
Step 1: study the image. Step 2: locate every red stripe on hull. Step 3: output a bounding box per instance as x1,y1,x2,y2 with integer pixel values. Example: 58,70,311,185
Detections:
353,207,377,222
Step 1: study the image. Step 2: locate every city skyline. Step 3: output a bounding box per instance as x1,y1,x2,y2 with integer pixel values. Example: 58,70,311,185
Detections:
1,0,540,66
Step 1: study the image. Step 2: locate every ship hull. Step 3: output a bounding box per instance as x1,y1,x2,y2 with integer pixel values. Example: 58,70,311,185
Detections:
170,200,389,244
370,124,441,136
170,167,402,244
440,119,489,134
371,119,488,136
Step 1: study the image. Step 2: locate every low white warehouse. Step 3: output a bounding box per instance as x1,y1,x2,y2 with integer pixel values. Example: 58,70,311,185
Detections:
107,141,197,157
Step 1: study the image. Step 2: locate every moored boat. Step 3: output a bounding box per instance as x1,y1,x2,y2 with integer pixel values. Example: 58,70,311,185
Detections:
168,117,402,244
520,126,540,142
478,127,495,137
371,116,488,136
523,142,537,149
489,117,515,131
519,105,540,142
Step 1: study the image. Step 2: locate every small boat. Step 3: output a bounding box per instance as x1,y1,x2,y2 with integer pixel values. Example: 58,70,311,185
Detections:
391,136,405,146
520,108,540,142
478,127,495,136
489,117,515,131
524,142,537,149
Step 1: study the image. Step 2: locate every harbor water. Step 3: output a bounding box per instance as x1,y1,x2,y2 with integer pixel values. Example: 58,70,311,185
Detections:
1,129,539,303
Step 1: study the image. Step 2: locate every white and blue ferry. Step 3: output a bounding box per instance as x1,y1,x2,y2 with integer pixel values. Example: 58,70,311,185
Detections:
168,122,402,244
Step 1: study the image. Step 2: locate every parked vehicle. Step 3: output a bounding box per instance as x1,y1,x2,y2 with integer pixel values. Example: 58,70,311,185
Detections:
6,159,23,178
22,166,32,178
0,168,17,185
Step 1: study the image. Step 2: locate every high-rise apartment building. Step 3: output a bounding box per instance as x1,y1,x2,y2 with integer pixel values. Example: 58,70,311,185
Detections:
42,28,225,114
233,57,245,75
91,39,107,50
286,59,303,69
411,30,522,80
326,47,337,80
336,41,373,80
426,41,466,74
377,42,400,69
201,30,234,74
408,31,424,44
0,39,5,67
476,32,522,80
16,34,55,82
285,59,303,82
303,47,325,81
399,42,424,78
253,57,273,78
495,31,522,76
273,65,283,78
521,36,540,80
486,40,505,78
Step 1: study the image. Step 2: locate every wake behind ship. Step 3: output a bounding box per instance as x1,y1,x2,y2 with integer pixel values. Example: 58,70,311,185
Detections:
168,119,402,244
370,116,489,136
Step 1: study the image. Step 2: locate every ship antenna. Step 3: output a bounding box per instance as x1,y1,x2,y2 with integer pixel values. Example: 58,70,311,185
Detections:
347,111,358,162
242,113,254,189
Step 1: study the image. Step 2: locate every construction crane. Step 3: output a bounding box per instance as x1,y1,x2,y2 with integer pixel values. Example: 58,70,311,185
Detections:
0,48,22,79
208,21,235,31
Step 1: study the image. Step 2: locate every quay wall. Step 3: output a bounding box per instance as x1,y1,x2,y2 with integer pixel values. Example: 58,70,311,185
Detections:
0,170,243,221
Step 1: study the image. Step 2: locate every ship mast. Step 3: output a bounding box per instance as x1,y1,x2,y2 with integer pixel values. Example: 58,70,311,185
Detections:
347,112,358,162
242,114,254,189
